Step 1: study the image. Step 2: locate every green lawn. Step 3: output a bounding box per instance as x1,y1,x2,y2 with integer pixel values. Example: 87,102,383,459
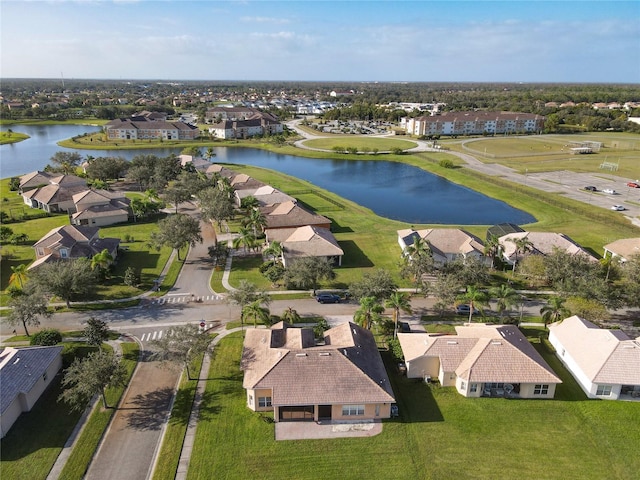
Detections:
303,137,417,151
185,332,640,480
0,131,29,145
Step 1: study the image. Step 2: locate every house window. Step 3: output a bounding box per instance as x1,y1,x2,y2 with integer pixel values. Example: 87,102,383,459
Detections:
248,394,253,406
470,384,478,393
460,381,467,390
43,372,48,382
342,405,365,416
534,384,549,395
596,385,612,396
258,396,272,408
60,249,68,258
37,248,44,257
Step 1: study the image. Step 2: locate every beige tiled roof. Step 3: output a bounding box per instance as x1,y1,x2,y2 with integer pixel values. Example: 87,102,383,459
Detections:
71,204,129,220
282,226,343,260
19,171,53,190
262,202,330,229
398,228,485,258
398,324,560,384
549,316,640,384
603,238,640,261
34,225,99,249
242,322,395,406
499,232,596,262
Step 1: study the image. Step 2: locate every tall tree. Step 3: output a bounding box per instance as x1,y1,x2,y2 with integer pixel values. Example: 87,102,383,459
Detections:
90,249,114,277
263,240,283,262
489,284,521,320
385,291,412,338
198,186,235,230
242,208,267,237
283,256,336,293
457,285,489,322
151,214,202,260
509,236,534,271
232,226,259,253
227,280,271,328
50,151,82,174
59,351,127,410
30,258,98,308
483,234,504,269
540,296,571,329
281,307,301,324
84,317,110,346
5,287,51,336
349,269,397,302
150,324,211,380
354,296,384,330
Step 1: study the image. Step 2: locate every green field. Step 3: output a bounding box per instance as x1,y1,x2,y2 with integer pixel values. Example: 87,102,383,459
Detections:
185,333,640,480
303,137,417,151
448,133,640,178
0,131,29,145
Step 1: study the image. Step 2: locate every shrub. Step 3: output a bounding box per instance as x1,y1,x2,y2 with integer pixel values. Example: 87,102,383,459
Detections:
30,329,63,346
124,267,141,287
439,159,455,169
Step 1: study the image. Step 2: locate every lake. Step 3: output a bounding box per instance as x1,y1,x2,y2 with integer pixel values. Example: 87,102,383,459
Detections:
0,124,535,225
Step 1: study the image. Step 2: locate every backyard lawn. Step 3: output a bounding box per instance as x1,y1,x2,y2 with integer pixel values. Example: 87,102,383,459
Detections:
302,137,418,152
186,332,640,480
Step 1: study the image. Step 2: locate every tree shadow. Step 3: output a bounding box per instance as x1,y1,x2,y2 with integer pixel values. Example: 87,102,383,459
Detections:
124,386,175,431
337,240,373,268
326,218,353,234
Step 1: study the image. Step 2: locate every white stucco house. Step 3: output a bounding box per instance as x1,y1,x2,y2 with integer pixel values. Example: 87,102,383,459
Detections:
397,228,488,266
548,316,640,400
0,346,63,438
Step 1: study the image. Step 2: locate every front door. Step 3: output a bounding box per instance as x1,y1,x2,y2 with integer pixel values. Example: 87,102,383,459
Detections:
318,405,332,420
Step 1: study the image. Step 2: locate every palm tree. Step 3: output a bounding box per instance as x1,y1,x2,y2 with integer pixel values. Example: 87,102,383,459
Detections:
205,147,216,161
281,307,301,324
404,235,430,262
243,208,267,237
9,264,28,290
483,234,504,269
508,236,534,271
457,285,489,322
232,227,258,253
354,296,384,330
242,300,271,328
489,284,520,320
91,249,114,272
385,292,412,338
540,296,571,329
263,240,283,262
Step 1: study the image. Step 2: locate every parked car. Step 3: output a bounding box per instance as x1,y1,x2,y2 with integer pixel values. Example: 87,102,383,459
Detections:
611,205,626,211
584,186,597,191
628,182,640,188
315,293,340,304
398,321,411,333
602,188,617,194
456,304,479,315
390,404,399,418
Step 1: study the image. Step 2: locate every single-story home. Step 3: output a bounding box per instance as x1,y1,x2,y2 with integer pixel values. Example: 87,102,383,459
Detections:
397,228,488,266
498,231,597,266
548,316,640,400
30,225,120,269
0,346,63,438
179,154,211,172
234,185,296,208
603,238,640,263
20,173,88,213
398,324,561,398
261,201,331,232
274,225,343,267
241,321,395,424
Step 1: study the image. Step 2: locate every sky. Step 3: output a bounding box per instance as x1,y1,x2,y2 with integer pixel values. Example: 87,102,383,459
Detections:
1,0,639,83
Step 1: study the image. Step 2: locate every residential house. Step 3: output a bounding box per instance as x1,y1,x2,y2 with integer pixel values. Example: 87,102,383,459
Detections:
0,346,63,438
70,189,131,227
262,201,331,233
497,231,597,266
30,225,120,269
398,324,561,398
179,154,212,172
603,238,640,263
234,186,296,208
276,225,343,267
208,115,283,140
548,316,640,400
21,173,88,213
397,228,488,266
205,163,236,180
241,321,395,423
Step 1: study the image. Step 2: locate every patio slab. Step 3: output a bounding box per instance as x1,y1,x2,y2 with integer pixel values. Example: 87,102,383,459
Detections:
275,419,383,441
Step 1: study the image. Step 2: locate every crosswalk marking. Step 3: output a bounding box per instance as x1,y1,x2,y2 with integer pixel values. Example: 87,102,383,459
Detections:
150,294,221,305
139,324,216,343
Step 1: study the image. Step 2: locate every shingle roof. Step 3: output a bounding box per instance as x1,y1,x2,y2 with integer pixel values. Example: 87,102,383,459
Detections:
398,228,485,258
262,201,331,229
603,238,640,261
242,322,394,406
282,226,343,260
34,225,99,249
499,232,596,262
0,346,63,414
549,316,640,384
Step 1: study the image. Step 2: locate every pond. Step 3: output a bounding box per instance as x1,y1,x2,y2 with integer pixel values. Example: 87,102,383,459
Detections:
0,124,535,225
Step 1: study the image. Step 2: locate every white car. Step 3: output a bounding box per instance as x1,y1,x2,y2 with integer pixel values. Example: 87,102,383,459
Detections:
603,188,617,194
611,205,626,211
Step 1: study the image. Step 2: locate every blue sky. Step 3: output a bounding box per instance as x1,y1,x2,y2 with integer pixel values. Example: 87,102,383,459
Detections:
1,1,638,82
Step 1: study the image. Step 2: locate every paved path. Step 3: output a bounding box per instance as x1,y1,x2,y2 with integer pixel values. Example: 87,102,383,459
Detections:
85,350,181,480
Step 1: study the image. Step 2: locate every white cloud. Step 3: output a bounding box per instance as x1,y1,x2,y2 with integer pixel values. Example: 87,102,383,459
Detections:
240,16,290,24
